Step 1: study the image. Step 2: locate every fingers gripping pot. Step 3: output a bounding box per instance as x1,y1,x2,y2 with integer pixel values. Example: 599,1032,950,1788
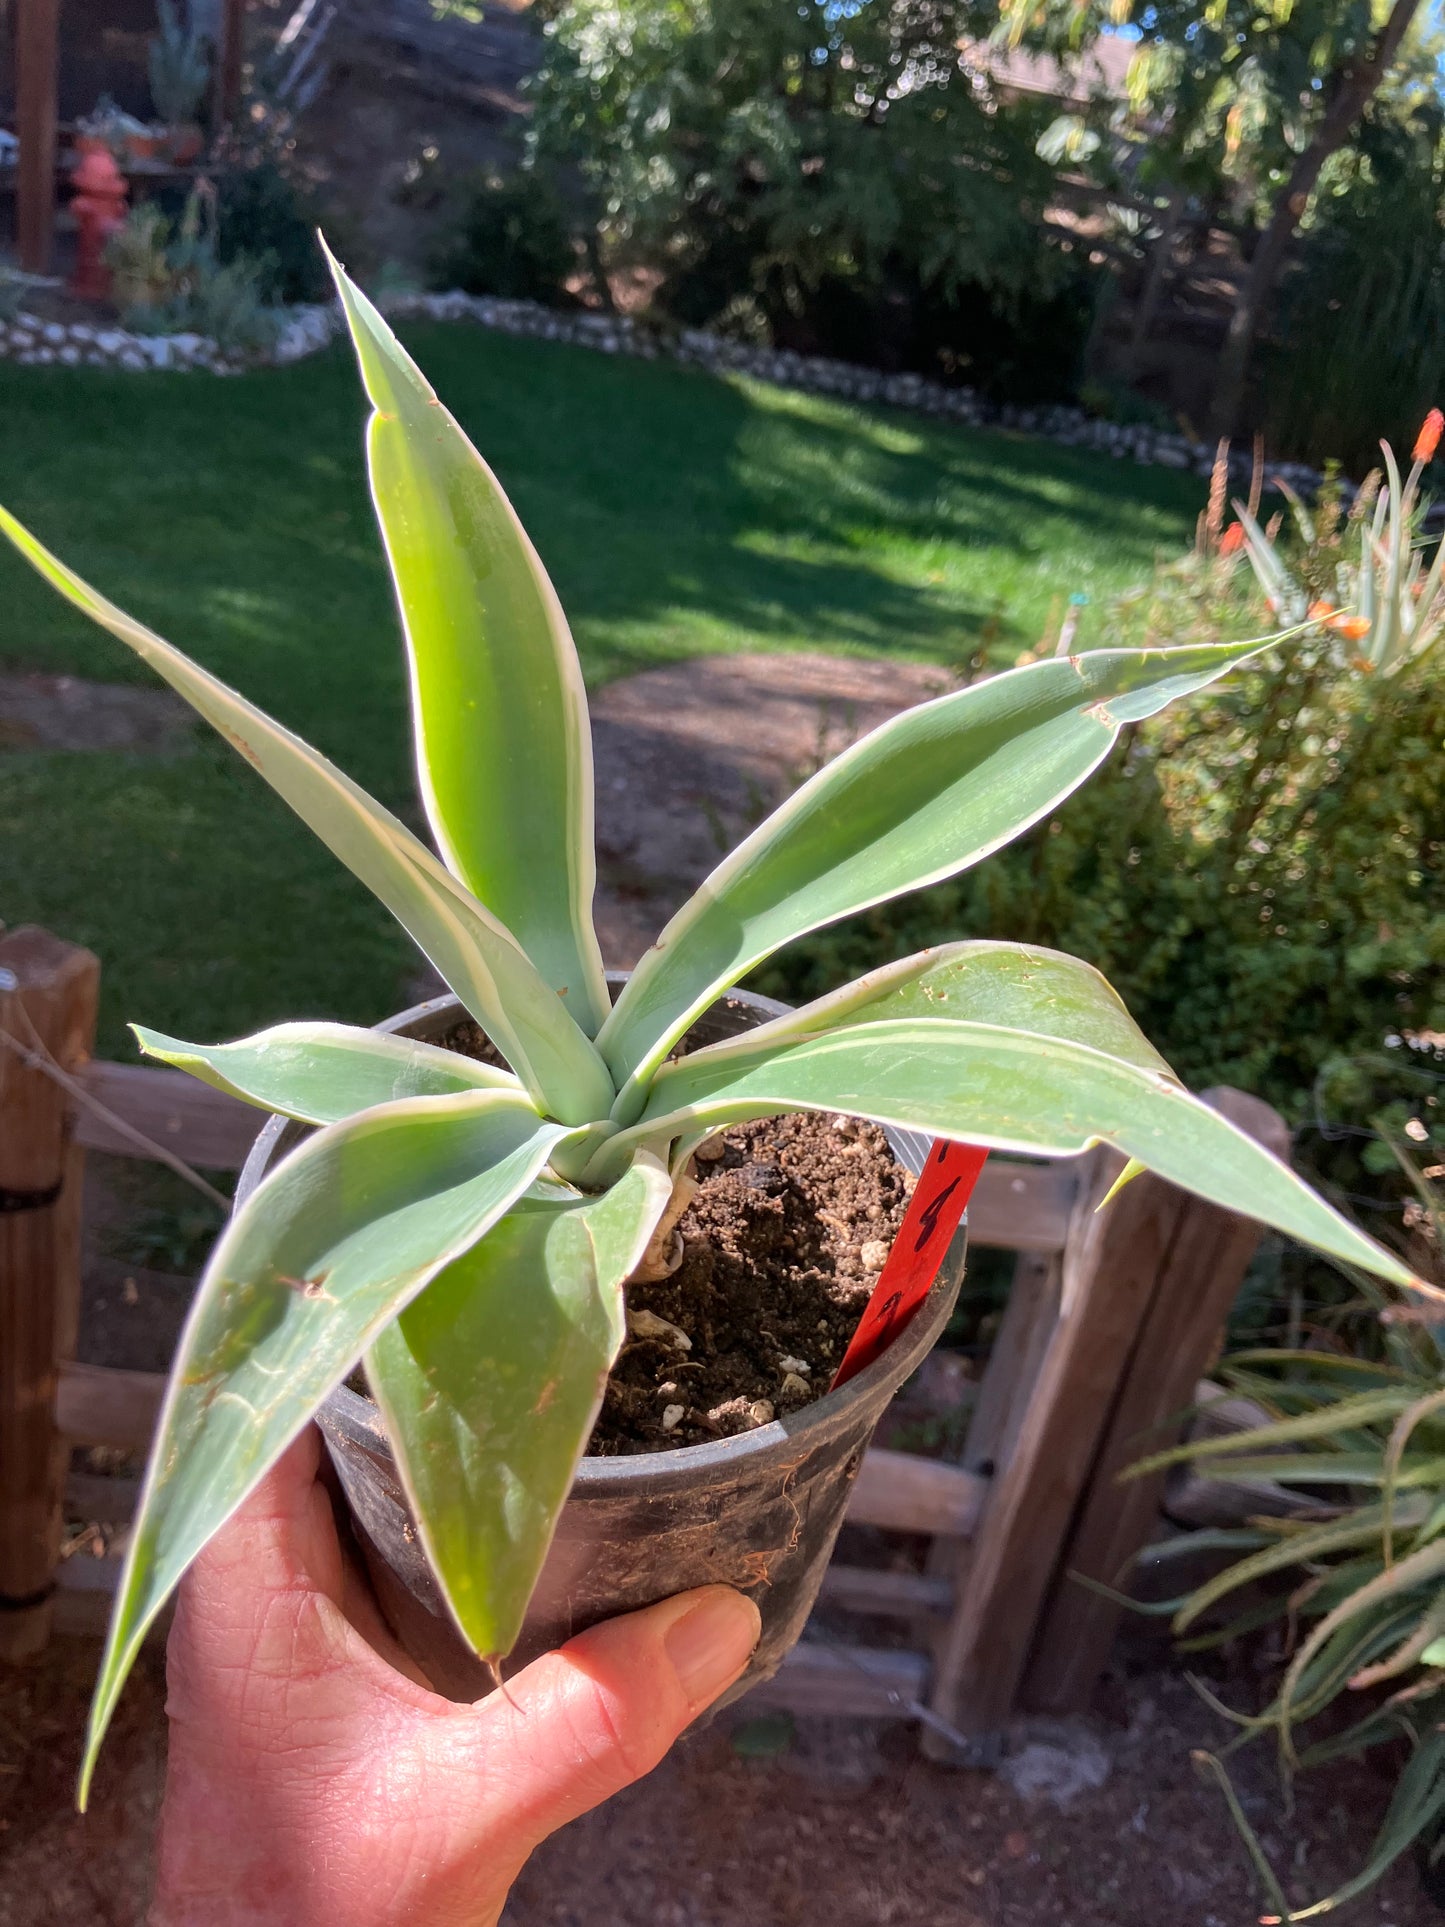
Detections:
236,985,967,1707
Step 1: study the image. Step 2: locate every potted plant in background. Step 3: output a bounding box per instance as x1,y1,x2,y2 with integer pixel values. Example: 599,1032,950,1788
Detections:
148,0,211,164
0,245,1418,1806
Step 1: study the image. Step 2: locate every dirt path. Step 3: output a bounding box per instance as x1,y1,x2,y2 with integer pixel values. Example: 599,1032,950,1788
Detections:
0,1626,1434,1927
587,653,955,967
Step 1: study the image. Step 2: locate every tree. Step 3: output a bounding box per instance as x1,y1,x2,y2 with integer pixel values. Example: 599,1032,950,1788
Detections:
1207,0,1425,436
1007,0,1435,433
528,0,1081,344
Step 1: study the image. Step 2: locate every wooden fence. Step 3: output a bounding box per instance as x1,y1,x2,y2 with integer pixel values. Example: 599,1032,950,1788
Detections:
0,925,1289,1750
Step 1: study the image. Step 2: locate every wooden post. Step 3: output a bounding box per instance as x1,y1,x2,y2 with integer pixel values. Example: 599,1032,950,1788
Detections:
16,0,61,274
215,0,247,130
923,1127,1207,1747
1024,1089,1290,1712
0,927,100,1659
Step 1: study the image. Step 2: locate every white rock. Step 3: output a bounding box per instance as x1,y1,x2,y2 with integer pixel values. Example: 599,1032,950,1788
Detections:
627,1308,692,1351
661,1404,685,1432
860,1239,891,1272
59,345,80,365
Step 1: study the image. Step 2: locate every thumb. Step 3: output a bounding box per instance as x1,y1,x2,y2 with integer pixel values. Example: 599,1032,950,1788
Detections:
423,1586,762,1864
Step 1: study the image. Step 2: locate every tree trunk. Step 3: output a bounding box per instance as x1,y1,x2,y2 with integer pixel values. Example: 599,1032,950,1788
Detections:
1209,0,1424,440
1121,186,1186,379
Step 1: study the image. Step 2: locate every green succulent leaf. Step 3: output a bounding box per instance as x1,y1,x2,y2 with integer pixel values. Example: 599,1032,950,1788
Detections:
601,942,1416,1288
80,1090,570,1807
367,1154,673,1660
0,506,613,1126
134,1020,521,1123
598,639,1273,1114
328,249,610,1037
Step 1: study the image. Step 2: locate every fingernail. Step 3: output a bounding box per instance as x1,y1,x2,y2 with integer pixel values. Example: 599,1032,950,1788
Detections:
663,1588,762,1709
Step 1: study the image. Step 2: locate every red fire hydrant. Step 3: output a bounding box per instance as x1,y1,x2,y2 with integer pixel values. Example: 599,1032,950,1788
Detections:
69,149,129,301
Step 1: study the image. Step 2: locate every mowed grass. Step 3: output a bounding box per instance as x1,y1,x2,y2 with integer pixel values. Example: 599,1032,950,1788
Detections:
0,325,1203,1054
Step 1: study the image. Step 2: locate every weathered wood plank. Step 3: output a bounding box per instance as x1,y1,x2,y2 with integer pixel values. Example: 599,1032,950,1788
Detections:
75,1061,260,1170
969,1160,1075,1253
818,1564,953,1618
917,1247,1060,1680
0,928,98,1658
746,1641,929,1718
924,1137,1193,1747
1024,1092,1291,1713
845,1448,987,1538
16,0,61,273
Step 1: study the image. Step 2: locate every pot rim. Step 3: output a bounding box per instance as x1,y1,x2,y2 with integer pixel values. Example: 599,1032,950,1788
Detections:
240,985,965,1495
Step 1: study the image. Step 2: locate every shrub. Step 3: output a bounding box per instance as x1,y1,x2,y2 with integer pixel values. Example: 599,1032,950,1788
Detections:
106,186,283,353
757,457,1445,1127
215,162,330,304
427,170,577,303
1264,102,1445,472
528,0,1095,397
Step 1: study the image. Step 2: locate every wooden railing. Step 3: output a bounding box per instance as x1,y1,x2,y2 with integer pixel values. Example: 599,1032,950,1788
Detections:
0,925,1288,1750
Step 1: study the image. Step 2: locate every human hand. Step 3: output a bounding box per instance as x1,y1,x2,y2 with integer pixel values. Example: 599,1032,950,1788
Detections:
150,1424,762,1927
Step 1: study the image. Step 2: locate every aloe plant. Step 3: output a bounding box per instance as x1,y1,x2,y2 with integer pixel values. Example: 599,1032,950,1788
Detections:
0,248,1420,1804
1235,413,1445,676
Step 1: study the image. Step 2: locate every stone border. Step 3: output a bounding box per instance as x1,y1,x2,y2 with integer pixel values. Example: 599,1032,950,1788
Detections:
0,291,1328,497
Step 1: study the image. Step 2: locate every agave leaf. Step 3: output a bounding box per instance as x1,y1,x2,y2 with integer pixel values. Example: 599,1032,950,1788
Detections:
367,1154,672,1660
327,253,610,1038
134,1020,521,1123
603,943,1416,1288
598,640,1274,1112
80,1090,570,1805
0,507,613,1126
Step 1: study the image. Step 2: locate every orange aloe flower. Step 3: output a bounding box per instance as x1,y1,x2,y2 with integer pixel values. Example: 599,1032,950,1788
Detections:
1218,522,1245,555
1330,614,1372,641
1413,408,1444,464
1307,599,1337,621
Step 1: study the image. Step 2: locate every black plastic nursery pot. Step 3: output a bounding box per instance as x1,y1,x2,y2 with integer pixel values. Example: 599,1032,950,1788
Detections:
236,985,967,1708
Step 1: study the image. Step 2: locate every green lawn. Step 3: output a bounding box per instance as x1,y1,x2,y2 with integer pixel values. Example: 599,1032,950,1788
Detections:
0,325,1203,1054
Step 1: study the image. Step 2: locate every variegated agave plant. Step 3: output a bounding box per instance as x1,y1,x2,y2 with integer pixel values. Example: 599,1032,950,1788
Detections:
0,250,1417,1802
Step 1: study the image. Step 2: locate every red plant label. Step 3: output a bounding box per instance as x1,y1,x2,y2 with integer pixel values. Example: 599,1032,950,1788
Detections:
830,1140,988,1390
